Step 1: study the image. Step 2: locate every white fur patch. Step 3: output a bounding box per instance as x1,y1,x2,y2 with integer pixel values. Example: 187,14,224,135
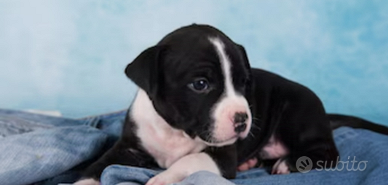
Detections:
208,37,252,143
146,152,220,185
208,37,236,97
73,178,100,185
272,158,290,174
260,135,289,159
131,89,207,168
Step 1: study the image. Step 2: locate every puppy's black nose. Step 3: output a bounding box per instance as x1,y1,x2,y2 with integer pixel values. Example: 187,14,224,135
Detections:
234,112,248,133
234,112,248,123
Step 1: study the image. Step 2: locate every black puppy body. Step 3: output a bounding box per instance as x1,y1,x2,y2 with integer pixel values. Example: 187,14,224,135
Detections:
75,25,339,185
237,69,339,173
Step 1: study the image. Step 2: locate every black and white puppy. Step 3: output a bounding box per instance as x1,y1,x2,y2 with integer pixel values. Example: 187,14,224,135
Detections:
75,24,339,185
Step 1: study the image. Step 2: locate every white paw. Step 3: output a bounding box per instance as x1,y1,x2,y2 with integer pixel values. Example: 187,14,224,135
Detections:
73,178,100,185
271,159,290,174
146,170,184,185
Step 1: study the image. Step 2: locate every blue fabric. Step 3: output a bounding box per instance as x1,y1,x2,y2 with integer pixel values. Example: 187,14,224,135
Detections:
0,110,109,185
0,109,118,185
99,127,388,185
0,126,106,185
0,109,387,185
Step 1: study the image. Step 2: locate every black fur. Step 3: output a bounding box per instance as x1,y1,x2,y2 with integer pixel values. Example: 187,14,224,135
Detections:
236,69,339,171
328,114,388,134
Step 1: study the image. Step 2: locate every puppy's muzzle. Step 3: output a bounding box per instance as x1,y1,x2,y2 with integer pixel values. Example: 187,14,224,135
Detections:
234,112,248,133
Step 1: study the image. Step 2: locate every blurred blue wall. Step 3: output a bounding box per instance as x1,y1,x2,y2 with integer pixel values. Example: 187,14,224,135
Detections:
0,1,387,125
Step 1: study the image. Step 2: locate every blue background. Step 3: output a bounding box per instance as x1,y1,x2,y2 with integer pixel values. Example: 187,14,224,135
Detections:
0,1,387,125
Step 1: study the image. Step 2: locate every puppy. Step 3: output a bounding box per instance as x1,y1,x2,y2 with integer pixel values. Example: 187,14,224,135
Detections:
75,24,340,185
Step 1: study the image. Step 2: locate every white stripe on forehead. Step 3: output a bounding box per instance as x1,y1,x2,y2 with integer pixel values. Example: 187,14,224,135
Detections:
208,37,236,96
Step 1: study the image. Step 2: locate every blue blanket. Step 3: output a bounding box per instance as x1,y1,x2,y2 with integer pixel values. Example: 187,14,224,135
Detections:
0,109,387,185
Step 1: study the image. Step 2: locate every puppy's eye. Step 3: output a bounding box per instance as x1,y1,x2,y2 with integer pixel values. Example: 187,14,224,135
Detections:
188,79,210,93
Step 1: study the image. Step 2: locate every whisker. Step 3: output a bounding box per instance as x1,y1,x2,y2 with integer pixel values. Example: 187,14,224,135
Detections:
250,124,259,128
248,131,256,138
252,117,261,121
249,124,261,131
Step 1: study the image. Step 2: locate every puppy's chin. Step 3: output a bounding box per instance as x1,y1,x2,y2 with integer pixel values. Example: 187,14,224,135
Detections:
195,136,238,147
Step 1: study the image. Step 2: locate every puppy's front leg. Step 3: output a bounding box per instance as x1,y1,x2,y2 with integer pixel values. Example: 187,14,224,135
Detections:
147,144,237,185
146,152,219,185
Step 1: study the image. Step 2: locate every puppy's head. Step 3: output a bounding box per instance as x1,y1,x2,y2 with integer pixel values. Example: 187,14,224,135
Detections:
126,24,252,146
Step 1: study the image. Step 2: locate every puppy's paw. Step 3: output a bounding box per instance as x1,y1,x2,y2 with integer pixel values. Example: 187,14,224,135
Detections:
271,159,290,175
146,170,184,185
237,158,259,171
73,178,100,185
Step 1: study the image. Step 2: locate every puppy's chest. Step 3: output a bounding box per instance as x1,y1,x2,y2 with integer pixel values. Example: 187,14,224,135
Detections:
137,123,206,168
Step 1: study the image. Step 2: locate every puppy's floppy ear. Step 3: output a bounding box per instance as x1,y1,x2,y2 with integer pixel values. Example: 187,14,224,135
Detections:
237,44,253,96
237,44,251,71
125,46,165,99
